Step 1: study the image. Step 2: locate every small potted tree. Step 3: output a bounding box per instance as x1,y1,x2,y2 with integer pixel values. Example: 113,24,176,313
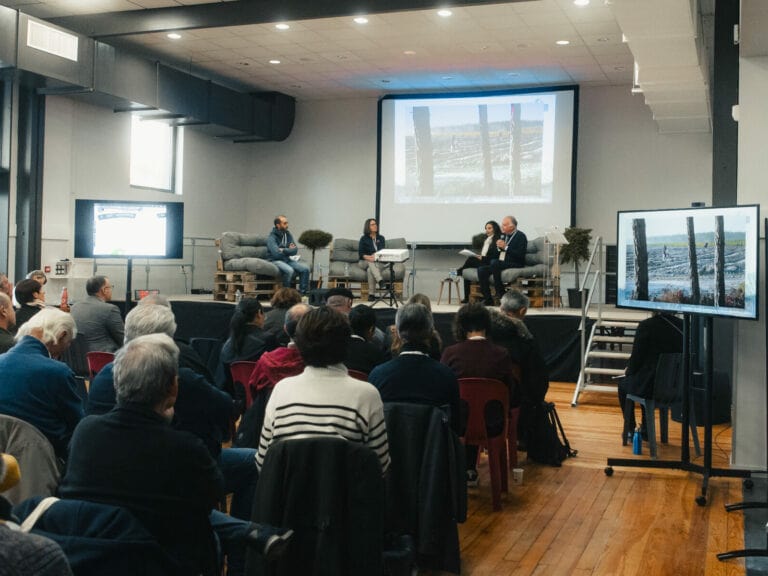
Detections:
298,229,333,288
560,226,593,308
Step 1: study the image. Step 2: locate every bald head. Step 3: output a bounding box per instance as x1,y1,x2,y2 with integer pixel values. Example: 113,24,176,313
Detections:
0,293,15,331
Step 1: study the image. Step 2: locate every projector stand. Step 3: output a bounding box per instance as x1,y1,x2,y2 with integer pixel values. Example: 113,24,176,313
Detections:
124,257,133,316
370,261,404,308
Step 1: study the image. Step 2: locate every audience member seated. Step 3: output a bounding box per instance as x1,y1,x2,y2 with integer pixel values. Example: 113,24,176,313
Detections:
248,303,311,395
216,298,277,390
235,304,312,449
345,304,389,375
13,279,45,330
69,276,124,353
0,452,74,576
489,290,550,448
262,287,302,347
620,311,683,441
0,308,82,459
326,286,390,352
369,303,460,434
441,302,518,485
266,214,310,295
0,293,16,353
256,306,390,473
0,272,12,299
389,293,442,359
60,334,291,576
139,294,214,382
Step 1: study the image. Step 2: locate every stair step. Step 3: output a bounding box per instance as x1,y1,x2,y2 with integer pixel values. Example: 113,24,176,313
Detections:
584,367,626,376
598,320,640,329
592,335,635,344
581,383,620,394
587,350,632,360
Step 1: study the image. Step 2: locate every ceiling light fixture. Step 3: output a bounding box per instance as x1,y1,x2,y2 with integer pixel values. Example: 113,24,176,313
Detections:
275,23,290,30
555,40,570,45
269,59,281,64
574,0,590,6
437,9,453,17
167,33,182,40
631,61,642,94
354,16,369,24
404,50,416,55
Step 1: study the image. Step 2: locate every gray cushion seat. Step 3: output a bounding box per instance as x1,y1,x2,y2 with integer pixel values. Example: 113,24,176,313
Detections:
328,237,407,282
461,236,548,284
219,231,280,277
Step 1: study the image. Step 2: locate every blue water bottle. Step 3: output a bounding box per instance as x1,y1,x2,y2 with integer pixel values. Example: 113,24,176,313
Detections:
632,426,642,455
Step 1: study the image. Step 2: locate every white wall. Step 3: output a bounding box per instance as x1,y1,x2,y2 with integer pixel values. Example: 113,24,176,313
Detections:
732,55,768,469
40,96,252,299
576,86,713,243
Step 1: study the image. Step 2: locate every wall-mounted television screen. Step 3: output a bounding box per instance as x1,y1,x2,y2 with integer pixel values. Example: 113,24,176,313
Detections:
74,200,184,259
617,205,759,320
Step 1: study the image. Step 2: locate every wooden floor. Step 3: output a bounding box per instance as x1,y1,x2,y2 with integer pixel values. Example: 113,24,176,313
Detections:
452,382,747,576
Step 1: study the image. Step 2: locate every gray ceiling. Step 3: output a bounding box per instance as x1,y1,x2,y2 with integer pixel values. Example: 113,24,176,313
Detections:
0,0,715,133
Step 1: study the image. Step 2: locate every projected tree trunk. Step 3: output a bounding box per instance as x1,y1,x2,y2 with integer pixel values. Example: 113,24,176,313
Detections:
412,107,434,197
632,218,649,301
687,216,701,303
714,215,726,306
479,105,493,192
509,104,521,196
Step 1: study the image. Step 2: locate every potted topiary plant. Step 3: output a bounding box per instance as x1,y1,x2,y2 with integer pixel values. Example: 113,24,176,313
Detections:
298,229,333,287
560,226,593,308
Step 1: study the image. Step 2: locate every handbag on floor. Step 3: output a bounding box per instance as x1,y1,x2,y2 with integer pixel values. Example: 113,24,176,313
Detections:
526,402,577,467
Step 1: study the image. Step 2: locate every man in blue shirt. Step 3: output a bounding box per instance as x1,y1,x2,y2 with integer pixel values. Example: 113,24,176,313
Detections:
0,308,83,458
266,215,310,295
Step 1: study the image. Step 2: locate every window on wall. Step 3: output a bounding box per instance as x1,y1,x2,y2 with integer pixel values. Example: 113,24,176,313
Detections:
129,116,183,193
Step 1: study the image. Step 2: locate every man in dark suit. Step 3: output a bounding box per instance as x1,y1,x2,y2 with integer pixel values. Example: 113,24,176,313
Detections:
69,276,124,353
478,215,527,306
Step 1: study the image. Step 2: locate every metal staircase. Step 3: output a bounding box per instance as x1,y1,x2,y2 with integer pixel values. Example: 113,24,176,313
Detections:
568,237,641,406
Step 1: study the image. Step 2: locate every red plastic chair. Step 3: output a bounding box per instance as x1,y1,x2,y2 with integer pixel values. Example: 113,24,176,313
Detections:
459,377,509,511
86,351,115,380
230,361,258,409
347,369,369,382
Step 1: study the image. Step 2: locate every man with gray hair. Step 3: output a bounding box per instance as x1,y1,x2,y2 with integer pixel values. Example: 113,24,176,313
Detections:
0,292,16,353
61,334,291,576
368,303,460,433
490,289,549,449
69,275,124,353
478,215,527,306
0,308,83,457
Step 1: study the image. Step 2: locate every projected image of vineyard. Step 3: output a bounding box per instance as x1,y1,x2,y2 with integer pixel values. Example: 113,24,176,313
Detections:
623,215,747,309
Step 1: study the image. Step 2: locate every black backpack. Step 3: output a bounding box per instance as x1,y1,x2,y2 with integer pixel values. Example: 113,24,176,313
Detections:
527,402,577,467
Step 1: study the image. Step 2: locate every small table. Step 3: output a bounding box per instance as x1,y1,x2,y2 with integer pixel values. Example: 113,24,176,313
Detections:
437,276,461,305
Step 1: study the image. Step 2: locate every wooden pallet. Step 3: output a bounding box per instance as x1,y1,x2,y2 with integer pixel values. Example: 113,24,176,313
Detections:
213,271,280,301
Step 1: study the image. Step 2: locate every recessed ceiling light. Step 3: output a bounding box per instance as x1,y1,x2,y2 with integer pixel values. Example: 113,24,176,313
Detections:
556,40,570,46
574,0,590,6
275,23,290,30
596,36,609,42
613,65,625,71
404,50,416,55
353,16,369,24
437,9,453,17
167,33,182,40
269,59,281,64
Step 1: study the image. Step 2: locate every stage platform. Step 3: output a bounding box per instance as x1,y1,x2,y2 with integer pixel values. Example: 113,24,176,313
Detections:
162,295,649,383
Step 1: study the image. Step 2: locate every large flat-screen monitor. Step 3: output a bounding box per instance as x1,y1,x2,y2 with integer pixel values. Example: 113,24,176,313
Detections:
617,205,759,319
74,199,184,259
378,86,577,244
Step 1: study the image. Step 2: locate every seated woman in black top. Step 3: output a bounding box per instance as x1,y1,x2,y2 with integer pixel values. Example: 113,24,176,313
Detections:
217,298,277,391
358,218,386,301
457,220,501,303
